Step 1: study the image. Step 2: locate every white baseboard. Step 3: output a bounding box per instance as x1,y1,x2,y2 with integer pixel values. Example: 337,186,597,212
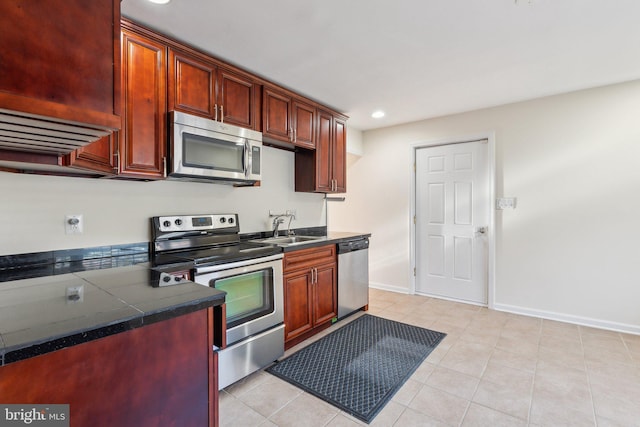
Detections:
493,303,640,336
369,282,409,294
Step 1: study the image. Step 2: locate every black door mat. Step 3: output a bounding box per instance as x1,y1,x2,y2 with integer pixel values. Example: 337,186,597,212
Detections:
266,314,446,424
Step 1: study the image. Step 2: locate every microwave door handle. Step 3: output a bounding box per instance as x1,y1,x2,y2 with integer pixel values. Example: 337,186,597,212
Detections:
244,139,250,178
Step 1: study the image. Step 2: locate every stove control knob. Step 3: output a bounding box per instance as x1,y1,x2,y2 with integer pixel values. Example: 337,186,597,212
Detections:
228,217,234,224
162,220,171,228
175,219,183,226
163,275,171,283
219,217,226,224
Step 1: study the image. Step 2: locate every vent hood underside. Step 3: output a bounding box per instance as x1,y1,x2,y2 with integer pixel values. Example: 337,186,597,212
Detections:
0,92,121,156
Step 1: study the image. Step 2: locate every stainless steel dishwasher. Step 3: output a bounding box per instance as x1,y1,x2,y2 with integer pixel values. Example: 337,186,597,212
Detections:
337,237,370,319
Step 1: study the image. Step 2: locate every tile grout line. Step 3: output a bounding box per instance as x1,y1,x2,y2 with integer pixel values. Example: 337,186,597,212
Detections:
580,326,600,427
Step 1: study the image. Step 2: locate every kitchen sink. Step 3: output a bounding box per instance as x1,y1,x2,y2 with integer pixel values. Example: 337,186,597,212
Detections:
253,235,323,245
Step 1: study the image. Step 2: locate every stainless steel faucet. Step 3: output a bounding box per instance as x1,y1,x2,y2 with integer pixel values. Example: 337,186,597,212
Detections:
272,216,286,237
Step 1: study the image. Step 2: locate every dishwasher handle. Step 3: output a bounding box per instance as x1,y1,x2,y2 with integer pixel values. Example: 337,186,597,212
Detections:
337,238,369,254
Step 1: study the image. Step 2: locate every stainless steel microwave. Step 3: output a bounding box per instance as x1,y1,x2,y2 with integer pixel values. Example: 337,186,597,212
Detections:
168,111,262,184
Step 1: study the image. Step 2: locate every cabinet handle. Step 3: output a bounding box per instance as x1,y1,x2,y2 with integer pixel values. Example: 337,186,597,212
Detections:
214,104,218,121
220,105,224,123
113,150,120,173
293,129,296,143
162,156,167,178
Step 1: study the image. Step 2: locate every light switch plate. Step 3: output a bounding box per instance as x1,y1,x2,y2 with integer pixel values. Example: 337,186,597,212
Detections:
496,197,517,210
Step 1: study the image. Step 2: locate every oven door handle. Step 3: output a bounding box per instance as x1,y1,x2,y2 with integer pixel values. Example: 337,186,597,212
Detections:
195,253,283,275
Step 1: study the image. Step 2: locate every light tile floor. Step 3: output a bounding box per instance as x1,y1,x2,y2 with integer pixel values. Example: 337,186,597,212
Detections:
219,289,640,426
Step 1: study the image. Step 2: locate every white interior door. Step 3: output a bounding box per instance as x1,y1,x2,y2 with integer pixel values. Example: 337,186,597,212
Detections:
415,140,489,304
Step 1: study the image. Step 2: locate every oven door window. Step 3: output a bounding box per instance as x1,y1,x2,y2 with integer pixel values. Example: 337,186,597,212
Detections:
183,132,245,173
210,269,274,329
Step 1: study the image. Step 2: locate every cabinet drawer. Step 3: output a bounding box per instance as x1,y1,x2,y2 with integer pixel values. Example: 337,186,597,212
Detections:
283,244,336,272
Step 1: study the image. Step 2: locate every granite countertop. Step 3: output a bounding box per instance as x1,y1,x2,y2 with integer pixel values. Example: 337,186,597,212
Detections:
0,263,225,366
278,231,371,252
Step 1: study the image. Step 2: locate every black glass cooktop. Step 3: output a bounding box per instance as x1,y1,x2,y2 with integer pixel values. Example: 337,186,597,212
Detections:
152,242,282,268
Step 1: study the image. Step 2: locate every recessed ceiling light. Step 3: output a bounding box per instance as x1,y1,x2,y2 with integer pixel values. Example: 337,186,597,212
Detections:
148,0,171,4
371,111,385,119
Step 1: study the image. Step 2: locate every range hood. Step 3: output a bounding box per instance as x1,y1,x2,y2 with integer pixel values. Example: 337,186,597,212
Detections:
0,92,121,155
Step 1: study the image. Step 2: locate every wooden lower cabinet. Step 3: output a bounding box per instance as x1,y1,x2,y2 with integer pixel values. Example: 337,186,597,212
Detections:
0,308,219,427
283,245,337,348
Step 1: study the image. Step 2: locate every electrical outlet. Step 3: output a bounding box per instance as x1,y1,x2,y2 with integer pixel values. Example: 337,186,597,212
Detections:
66,285,84,303
65,214,83,234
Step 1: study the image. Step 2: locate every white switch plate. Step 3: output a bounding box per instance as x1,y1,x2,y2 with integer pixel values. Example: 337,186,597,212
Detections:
496,197,517,210
65,214,83,234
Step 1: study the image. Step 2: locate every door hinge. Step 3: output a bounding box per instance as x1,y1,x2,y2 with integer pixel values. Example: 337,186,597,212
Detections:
413,215,416,224
413,267,416,276
413,163,416,172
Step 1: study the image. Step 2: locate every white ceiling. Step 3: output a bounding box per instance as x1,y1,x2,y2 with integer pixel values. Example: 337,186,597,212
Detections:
121,0,640,131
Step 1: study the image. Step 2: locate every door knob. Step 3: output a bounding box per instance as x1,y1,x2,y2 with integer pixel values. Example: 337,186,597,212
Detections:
474,226,487,234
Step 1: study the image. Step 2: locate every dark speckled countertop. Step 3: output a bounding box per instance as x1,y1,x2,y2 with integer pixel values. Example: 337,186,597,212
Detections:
0,232,370,367
0,263,225,366
277,232,371,252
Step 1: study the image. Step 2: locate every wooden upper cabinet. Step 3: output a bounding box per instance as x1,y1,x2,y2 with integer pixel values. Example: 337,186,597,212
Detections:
0,0,120,116
218,68,259,130
315,110,333,192
263,86,292,143
65,134,117,174
333,116,347,192
263,86,318,149
0,0,121,174
169,48,260,130
292,100,316,149
119,26,167,179
169,49,216,118
295,109,347,193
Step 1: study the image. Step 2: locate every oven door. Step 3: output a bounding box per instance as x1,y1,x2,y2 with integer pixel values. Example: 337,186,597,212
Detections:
194,254,283,345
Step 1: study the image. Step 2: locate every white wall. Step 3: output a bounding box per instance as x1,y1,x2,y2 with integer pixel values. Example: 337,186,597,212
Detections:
329,80,640,333
0,146,325,255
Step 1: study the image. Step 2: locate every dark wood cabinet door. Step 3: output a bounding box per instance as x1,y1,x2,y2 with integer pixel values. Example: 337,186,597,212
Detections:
65,134,117,174
263,87,292,143
0,309,215,427
313,262,338,326
169,48,216,119
284,270,314,342
219,69,259,130
315,110,333,192
292,100,316,149
333,117,347,193
120,29,167,179
0,0,119,115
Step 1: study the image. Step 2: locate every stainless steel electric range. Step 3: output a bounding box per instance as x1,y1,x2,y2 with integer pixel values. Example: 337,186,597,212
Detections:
151,214,284,390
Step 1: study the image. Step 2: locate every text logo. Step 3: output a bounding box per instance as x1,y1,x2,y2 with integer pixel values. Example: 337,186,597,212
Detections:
0,405,69,427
